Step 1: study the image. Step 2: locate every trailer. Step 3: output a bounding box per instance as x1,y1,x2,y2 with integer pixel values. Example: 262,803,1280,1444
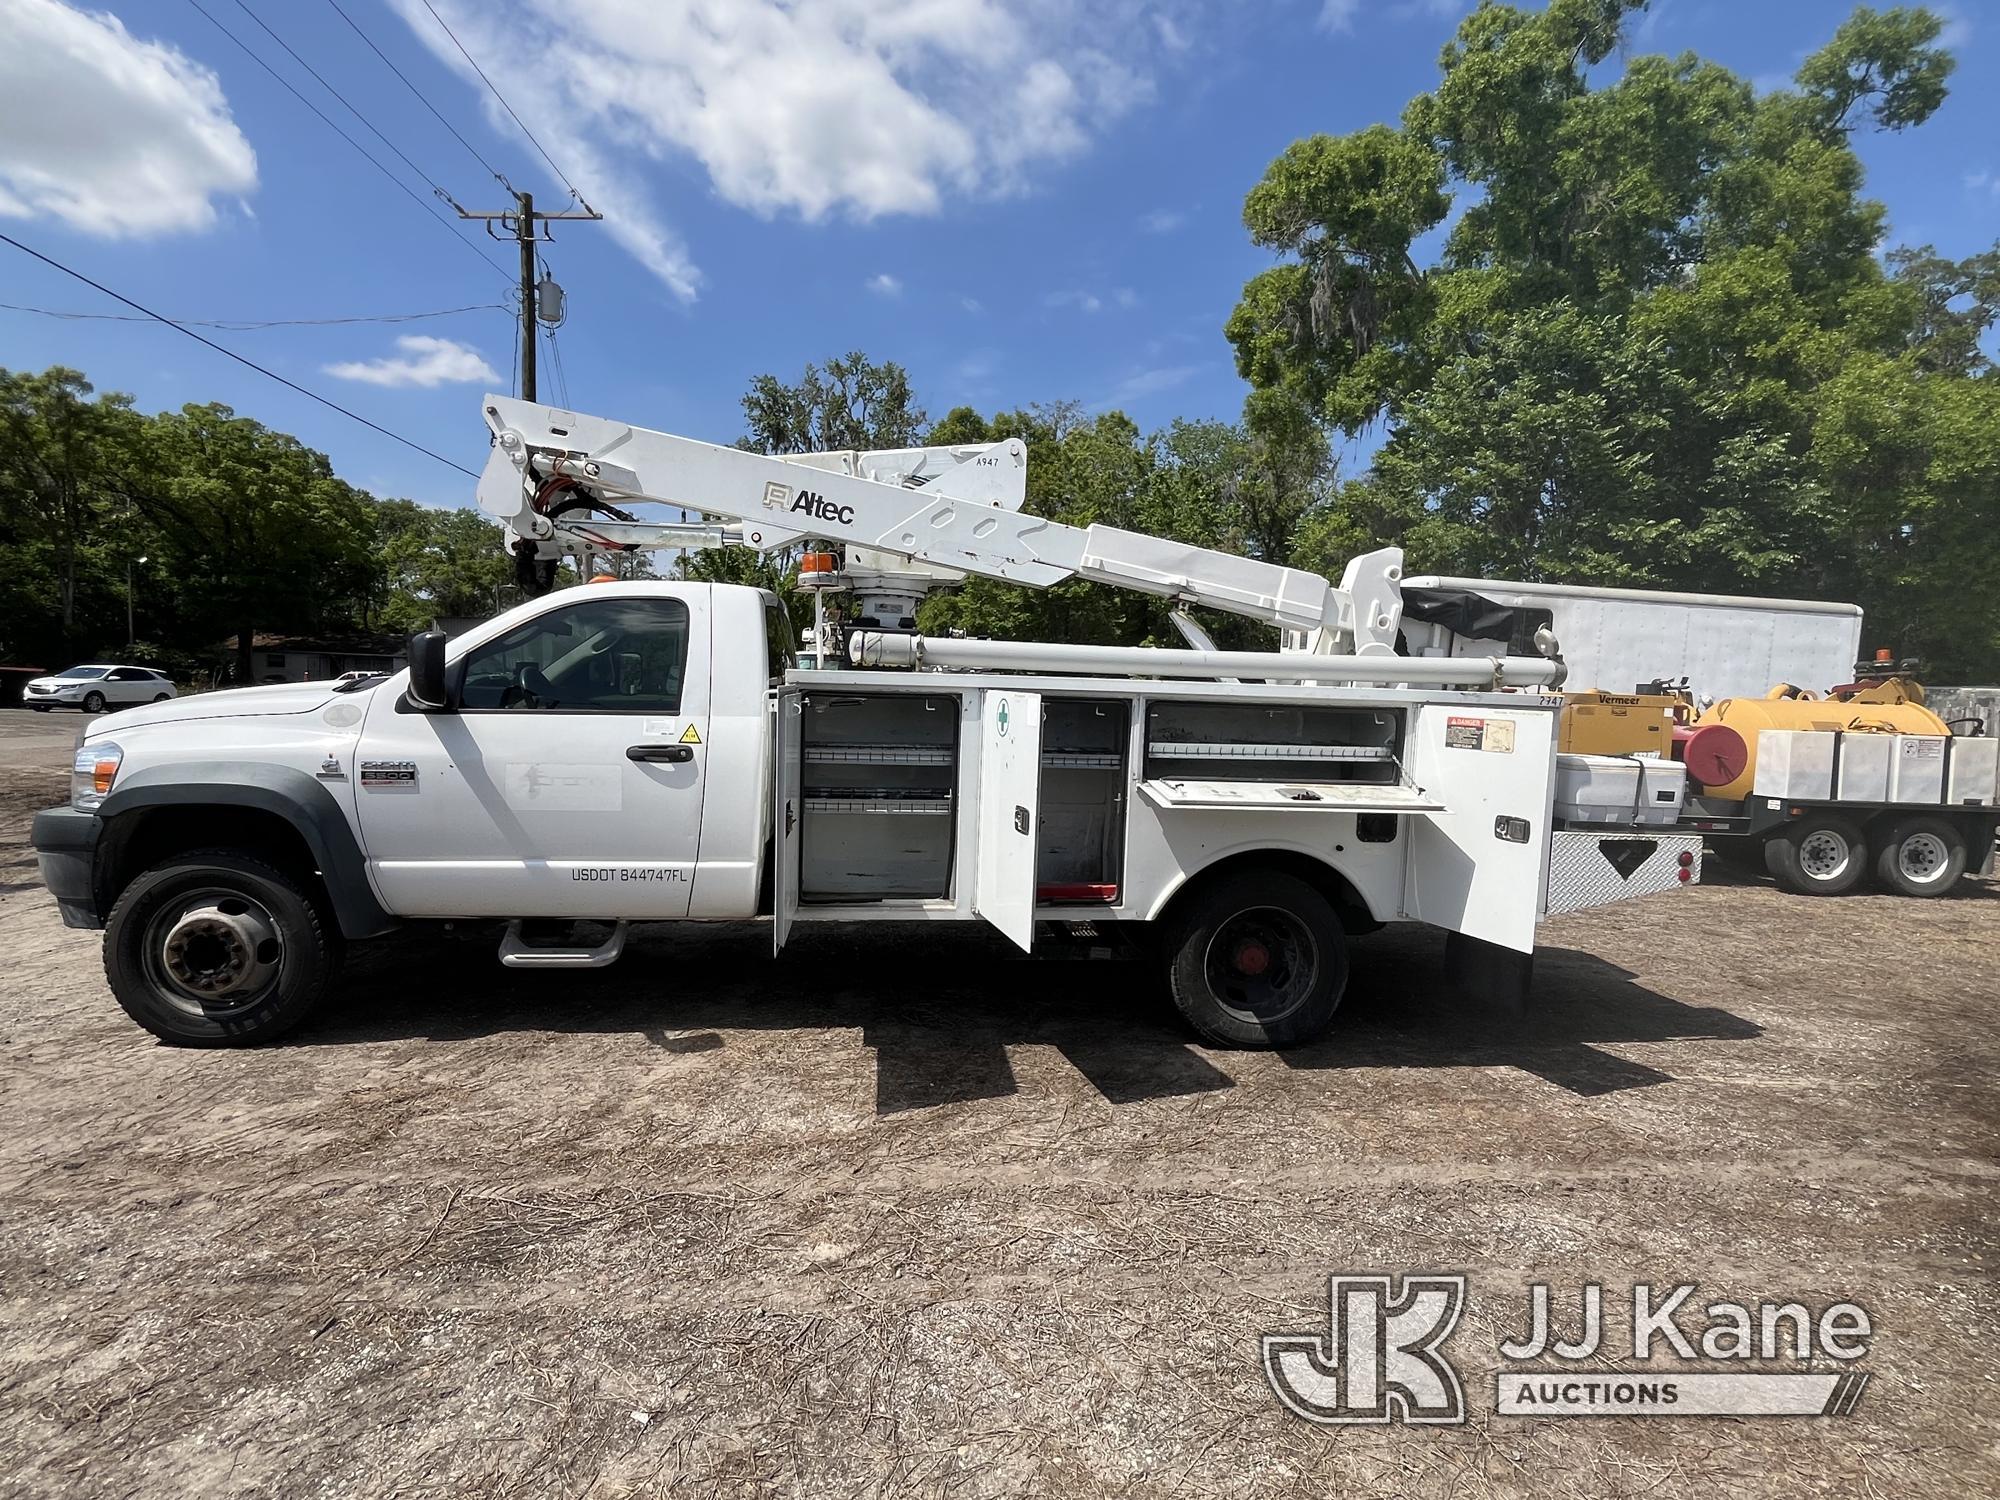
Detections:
1401,575,1864,703
1402,578,1999,897
30,398,1703,1049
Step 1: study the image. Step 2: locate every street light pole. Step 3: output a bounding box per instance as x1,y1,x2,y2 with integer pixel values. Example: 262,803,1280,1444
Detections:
126,555,147,646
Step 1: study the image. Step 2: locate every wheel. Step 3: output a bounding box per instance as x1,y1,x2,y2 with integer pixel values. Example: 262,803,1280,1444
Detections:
81,691,105,713
1763,814,1868,896
153,692,171,702
103,850,341,1046
1164,870,1348,1048
1872,815,1967,897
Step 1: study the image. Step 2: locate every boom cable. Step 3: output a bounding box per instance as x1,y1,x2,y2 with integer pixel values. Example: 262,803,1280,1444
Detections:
0,232,480,479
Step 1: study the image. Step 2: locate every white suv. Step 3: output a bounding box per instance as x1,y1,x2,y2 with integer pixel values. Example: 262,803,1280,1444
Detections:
23,665,177,714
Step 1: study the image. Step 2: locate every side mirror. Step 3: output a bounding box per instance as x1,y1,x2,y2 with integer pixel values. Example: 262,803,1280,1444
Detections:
406,628,452,712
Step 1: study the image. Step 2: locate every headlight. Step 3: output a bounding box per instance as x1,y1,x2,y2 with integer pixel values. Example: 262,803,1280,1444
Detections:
71,742,122,812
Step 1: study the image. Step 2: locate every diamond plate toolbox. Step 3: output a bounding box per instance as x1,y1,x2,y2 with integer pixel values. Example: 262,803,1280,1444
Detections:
1545,830,1704,917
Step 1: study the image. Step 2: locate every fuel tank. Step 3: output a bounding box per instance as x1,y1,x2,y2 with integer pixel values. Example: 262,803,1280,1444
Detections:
1694,684,1950,803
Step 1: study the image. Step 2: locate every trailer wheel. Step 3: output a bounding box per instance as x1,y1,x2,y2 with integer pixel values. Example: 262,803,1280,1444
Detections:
1763,814,1868,896
1165,870,1347,1048
104,850,340,1046
1872,815,1966,898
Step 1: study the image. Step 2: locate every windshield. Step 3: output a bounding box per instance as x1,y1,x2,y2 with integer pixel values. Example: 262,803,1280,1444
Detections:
56,667,109,680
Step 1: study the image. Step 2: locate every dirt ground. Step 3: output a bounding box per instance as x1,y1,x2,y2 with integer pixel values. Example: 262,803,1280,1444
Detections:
0,707,1994,1499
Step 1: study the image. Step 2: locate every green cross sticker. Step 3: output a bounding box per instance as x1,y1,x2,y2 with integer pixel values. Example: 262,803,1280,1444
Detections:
996,701,1010,737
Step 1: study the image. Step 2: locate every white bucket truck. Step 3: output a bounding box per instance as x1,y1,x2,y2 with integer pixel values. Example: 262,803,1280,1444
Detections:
31,398,1700,1048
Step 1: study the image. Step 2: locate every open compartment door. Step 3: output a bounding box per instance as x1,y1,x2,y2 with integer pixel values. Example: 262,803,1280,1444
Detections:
772,689,803,954
974,689,1043,952
1402,703,1557,953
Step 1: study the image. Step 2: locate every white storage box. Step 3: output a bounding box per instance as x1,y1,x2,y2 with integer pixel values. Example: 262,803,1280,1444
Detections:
1836,734,1893,802
1754,730,1835,800
1946,735,1999,807
1888,736,1948,803
1553,753,1685,826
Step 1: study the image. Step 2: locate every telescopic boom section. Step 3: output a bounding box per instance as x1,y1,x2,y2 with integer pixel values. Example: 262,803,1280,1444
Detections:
476,396,1405,651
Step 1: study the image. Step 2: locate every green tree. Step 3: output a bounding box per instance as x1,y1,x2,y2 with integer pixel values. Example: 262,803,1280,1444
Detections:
371,499,515,633
1229,1,1995,675
139,403,377,682
739,351,927,454
0,367,150,653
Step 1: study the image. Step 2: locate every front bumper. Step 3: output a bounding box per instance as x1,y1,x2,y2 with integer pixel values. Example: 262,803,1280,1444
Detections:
31,806,102,929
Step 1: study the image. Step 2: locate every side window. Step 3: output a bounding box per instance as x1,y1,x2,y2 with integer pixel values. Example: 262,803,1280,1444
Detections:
458,596,691,712
107,668,140,681
762,594,796,685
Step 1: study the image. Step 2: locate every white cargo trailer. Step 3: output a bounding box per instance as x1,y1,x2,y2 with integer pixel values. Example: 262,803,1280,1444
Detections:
1401,576,1865,701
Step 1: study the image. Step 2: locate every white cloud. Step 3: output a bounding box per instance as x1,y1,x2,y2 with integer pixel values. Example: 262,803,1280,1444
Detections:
1318,0,1363,29
325,336,501,389
1114,286,1139,308
1319,0,1464,31
865,272,902,297
1104,363,1203,406
1138,208,1186,233
960,296,984,314
1046,289,1104,313
392,1,1191,300
0,0,256,238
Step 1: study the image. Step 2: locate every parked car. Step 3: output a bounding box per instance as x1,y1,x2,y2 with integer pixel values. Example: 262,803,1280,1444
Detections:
23,665,177,714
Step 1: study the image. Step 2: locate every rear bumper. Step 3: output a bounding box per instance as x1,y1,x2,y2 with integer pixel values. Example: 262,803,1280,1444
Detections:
30,806,102,929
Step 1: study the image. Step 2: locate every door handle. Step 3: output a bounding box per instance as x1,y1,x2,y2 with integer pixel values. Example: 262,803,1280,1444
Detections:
627,744,695,763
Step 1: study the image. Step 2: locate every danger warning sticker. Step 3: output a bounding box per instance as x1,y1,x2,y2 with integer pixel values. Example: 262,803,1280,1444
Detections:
1446,716,1516,753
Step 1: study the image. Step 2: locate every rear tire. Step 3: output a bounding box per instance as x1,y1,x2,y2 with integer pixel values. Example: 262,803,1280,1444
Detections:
1764,814,1867,896
82,691,105,714
1872,815,1966,898
1164,870,1347,1048
104,850,340,1046
153,692,171,702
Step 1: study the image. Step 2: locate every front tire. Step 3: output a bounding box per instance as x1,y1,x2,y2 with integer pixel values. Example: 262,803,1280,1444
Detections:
104,851,340,1046
81,691,106,713
1872,815,1967,897
153,692,171,702
1764,814,1867,896
1164,870,1348,1048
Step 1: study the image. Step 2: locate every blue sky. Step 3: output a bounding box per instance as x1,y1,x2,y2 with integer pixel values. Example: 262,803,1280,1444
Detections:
2,0,1994,511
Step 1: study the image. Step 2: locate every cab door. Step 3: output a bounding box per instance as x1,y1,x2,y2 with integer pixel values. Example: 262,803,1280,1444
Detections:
973,689,1042,952
356,589,712,918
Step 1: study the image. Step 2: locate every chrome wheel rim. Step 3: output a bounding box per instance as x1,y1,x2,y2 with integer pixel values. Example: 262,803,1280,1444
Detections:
142,889,284,1016
1203,906,1317,1026
1798,830,1852,881
1897,831,1951,885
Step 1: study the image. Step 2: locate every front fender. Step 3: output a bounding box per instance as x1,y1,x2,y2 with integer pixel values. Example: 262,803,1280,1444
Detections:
98,764,396,939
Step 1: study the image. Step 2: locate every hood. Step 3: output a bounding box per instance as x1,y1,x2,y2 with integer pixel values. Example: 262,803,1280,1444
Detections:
85,680,350,736
28,675,91,690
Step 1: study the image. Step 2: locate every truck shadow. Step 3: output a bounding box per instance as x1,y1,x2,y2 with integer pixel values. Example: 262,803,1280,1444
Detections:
311,922,1760,1112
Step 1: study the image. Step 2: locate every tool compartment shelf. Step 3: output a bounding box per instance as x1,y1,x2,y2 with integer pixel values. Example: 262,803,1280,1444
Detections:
1145,701,1402,786
799,693,957,899
1037,699,1129,899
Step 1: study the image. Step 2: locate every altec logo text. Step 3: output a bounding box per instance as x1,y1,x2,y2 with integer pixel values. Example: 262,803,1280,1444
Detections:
1263,1276,1873,1424
761,481,855,527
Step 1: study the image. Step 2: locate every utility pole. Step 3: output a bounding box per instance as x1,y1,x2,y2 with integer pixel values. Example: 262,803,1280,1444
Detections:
457,190,602,402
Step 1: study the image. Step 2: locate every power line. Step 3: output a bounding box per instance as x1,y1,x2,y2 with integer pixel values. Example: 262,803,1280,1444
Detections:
0,232,480,479
544,323,572,409
417,0,595,211
2,301,509,329
183,0,511,284
321,0,513,193
232,0,464,209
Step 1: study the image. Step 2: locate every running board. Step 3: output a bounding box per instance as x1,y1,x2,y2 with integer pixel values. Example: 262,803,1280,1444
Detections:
497,920,629,969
